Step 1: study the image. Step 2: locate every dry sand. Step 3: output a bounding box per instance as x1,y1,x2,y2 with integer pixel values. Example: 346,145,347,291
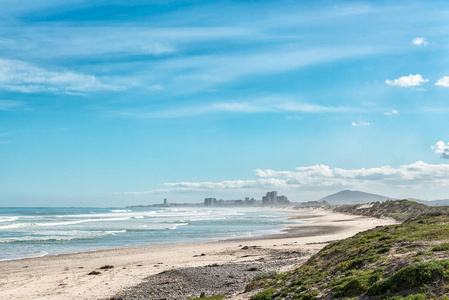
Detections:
0,208,396,300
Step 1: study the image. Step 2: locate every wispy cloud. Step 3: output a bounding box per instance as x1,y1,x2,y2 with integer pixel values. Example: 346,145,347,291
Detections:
351,121,371,126
0,100,22,111
155,45,386,93
432,141,449,159
0,58,120,94
111,97,359,119
435,76,449,87
384,109,399,116
411,37,428,46
120,161,449,195
385,74,428,87
0,132,11,144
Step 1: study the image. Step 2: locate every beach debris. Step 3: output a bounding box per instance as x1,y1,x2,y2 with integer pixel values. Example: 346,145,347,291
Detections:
241,245,261,250
99,265,114,270
200,291,206,297
247,267,258,271
193,253,206,257
88,271,101,275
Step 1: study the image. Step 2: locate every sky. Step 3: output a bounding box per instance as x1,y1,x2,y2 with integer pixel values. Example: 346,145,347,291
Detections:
1,0,449,206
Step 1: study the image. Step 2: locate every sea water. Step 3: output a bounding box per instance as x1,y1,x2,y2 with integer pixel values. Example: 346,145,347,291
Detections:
0,206,297,261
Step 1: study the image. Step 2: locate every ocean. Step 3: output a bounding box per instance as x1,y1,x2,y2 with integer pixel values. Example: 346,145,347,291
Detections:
0,206,297,261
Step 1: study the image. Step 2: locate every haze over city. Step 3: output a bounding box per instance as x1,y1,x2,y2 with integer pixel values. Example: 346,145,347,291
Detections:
1,0,449,206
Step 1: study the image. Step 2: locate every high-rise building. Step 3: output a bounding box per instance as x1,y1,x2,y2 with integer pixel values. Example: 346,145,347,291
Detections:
268,191,277,203
262,195,269,205
262,191,289,206
277,195,288,204
204,198,216,206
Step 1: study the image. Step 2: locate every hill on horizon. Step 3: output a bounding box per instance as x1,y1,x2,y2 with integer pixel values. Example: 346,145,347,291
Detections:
318,190,392,205
315,189,449,206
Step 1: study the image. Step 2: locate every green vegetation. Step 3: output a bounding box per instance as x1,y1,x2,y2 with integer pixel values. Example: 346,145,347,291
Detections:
247,201,449,299
367,260,448,295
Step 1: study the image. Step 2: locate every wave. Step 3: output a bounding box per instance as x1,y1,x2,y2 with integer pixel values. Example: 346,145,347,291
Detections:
0,217,131,230
140,222,188,230
54,211,157,219
0,230,126,243
0,216,19,222
170,223,188,230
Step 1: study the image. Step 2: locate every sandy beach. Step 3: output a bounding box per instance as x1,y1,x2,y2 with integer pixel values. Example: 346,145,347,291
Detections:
0,208,396,300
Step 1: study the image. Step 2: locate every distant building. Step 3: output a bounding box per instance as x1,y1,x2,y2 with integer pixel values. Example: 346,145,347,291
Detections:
277,195,288,204
262,195,269,205
204,198,217,206
262,191,289,206
163,198,168,205
245,197,256,205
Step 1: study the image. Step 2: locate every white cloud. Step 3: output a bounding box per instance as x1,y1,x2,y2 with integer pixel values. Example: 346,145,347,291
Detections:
411,37,428,46
384,109,399,116
435,76,449,87
0,58,119,94
256,161,449,187
352,121,371,126
432,141,449,159
385,74,429,87
120,161,449,195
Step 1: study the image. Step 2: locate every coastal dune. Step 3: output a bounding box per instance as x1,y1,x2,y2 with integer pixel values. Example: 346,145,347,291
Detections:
0,208,396,300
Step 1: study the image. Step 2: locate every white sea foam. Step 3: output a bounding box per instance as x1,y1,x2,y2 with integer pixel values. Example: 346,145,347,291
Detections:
0,217,131,230
140,223,188,230
0,222,36,230
0,216,19,222
0,251,49,261
38,217,131,227
170,223,188,230
0,230,126,243
55,211,158,219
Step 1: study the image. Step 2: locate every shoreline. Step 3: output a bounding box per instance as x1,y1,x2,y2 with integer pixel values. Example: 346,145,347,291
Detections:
0,206,296,263
0,208,397,300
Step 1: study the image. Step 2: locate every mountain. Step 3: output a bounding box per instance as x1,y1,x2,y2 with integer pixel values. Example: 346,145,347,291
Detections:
318,190,392,205
409,198,449,206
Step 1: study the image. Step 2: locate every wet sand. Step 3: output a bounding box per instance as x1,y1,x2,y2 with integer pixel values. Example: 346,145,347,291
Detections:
0,208,396,300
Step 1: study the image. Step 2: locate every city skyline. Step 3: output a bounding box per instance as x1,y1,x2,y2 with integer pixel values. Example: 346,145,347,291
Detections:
1,1,449,206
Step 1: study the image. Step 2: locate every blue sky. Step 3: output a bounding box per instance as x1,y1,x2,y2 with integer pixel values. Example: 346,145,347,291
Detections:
1,0,449,206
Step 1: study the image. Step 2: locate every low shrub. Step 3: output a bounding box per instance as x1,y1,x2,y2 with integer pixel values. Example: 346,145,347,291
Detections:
251,288,276,300
432,243,449,252
368,261,446,295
